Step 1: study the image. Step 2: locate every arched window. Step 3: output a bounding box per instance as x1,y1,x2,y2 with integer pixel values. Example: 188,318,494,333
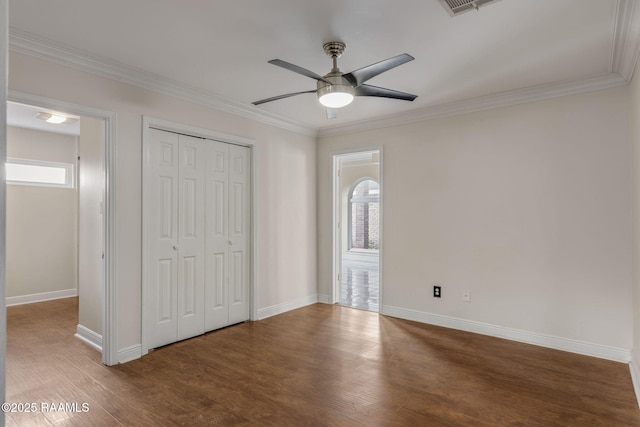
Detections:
349,179,379,250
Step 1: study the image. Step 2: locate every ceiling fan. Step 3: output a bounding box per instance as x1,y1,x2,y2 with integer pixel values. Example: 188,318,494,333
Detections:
253,41,418,117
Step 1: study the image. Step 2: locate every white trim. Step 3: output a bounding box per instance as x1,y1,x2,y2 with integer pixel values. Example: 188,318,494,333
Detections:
250,140,259,323
611,0,640,81
8,28,315,138
630,358,640,408
382,305,631,363
257,294,319,320
118,345,142,364
141,116,257,356
378,146,385,311
331,154,341,304
75,324,102,352
102,103,118,366
6,288,77,306
145,116,255,146
8,91,119,366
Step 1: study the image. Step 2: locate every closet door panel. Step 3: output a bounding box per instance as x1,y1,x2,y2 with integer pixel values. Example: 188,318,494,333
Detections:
228,145,250,324
147,129,180,348
205,141,230,331
177,135,206,341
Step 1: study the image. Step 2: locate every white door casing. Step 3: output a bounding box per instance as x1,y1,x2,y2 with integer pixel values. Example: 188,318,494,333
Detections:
78,117,106,336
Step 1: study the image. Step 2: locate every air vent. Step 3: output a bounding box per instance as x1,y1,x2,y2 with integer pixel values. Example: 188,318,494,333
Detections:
439,0,502,16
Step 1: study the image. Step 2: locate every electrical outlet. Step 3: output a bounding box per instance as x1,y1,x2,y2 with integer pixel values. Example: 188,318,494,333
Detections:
433,285,441,298
463,290,471,302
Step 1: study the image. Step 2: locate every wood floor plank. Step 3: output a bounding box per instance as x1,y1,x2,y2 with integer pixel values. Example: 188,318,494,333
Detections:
6,298,640,426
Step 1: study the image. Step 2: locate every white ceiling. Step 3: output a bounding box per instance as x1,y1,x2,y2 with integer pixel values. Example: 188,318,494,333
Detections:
7,0,640,135
7,102,80,136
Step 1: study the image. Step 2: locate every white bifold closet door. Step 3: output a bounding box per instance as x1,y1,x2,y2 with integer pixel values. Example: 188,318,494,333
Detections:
205,140,250,331
147,129,250,350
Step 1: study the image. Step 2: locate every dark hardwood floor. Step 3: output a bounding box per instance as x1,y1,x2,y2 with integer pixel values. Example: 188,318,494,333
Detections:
5,297,640,426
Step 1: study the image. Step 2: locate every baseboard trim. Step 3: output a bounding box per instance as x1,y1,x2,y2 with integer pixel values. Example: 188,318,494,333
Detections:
75,324,103,352
630,358,640,408
257,294,319,320
118,345,142,364
382,305,631,363
6,288,77,306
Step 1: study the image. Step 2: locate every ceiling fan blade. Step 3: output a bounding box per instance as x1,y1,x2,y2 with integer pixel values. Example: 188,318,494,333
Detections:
354,84,418,101
343,53,415,87
252,90,317,106
268,59,331,83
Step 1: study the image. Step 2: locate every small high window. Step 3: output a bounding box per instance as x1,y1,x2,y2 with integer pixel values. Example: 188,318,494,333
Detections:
349,179,379,250
6,157,75,189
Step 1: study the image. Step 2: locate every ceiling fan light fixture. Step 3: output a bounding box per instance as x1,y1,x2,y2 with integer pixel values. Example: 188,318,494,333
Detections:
317,84,355,109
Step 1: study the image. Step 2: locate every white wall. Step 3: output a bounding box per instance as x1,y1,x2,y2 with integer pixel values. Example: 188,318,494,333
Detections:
319,86,633,354
6,126,78,298
78,117,104,335
8,51,317,353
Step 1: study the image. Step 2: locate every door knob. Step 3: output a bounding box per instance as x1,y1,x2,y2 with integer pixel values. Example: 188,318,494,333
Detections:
228,240,232,246
173,245,178,251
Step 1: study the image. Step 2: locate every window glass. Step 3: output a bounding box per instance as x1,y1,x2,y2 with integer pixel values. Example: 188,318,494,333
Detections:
6,158,74,188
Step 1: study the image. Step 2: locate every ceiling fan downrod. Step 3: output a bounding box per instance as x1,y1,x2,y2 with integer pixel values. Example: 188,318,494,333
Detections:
323,41,346,73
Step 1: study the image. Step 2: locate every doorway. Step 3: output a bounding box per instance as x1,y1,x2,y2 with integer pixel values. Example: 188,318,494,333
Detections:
333,150,382,312
6,93,117,365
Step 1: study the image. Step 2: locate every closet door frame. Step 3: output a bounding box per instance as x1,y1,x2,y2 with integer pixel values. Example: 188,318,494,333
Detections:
141,116,256,356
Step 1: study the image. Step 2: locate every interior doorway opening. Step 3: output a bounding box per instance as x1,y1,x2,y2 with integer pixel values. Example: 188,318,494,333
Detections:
5,94,117,366
5,99,104,337
333,150,381,312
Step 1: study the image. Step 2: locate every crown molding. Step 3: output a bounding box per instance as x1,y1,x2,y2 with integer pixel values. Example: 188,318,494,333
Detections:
318,0,640,138
10,0,640,142
318,72,627,138
8,28,317,137
611,0,640,81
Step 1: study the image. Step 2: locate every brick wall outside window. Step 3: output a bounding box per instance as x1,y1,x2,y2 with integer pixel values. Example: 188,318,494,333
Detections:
350,179,379,250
